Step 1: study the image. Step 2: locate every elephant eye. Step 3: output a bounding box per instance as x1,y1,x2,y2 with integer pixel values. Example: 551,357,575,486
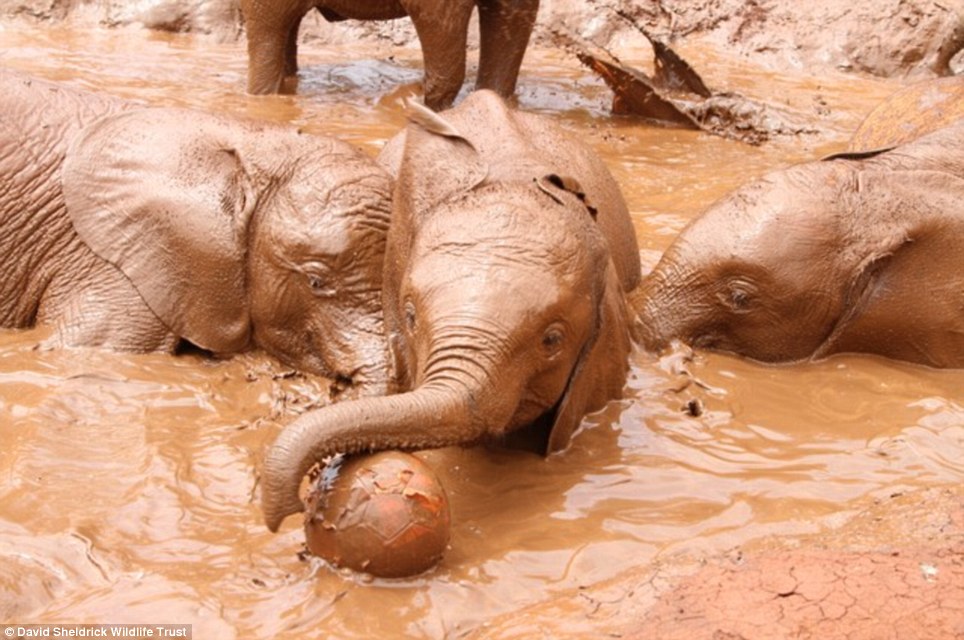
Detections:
306,272,336,298
542,326,565,356
718,280,755,312
404,300,417,332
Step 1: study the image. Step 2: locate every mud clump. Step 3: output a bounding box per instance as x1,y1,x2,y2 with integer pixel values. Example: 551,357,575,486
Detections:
559,0,964,78
555,25,815,144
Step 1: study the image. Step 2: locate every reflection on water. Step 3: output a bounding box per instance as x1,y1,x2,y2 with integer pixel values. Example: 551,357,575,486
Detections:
0,22,959,639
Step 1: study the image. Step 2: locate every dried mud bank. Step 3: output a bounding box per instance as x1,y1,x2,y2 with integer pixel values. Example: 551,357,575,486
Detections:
3,0,962,77
0,0,242,38
472,486,964,640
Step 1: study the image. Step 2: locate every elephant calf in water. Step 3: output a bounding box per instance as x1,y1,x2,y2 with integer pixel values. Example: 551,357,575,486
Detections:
261,90,643,531
0,68,392,393
636,117,964,368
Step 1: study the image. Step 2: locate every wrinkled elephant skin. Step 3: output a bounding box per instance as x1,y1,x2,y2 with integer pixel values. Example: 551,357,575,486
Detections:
261,90,642,531
239,0,538,110
636,119,964,368
0,68,392,392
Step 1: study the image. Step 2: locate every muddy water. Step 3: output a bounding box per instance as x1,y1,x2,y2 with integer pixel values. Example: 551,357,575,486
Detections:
1,23,962,639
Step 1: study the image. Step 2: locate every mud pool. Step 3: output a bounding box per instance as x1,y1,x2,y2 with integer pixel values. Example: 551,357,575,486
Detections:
0,24,962,639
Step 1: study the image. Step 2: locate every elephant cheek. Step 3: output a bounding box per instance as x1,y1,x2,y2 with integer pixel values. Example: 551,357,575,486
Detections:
504,354,572,431
248,291,331,375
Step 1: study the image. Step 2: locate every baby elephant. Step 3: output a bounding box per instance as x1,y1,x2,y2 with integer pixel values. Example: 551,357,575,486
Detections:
240,0,538,110
0,68,392,392
636,118,964,368
261,90,642,531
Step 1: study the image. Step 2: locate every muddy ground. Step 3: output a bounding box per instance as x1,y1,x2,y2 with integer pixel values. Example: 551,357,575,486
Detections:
4,0,964,77
472,486,964,639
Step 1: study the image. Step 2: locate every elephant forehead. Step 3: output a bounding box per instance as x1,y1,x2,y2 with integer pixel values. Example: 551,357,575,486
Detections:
417,198,586,263
410,269,585,334
261,200,355,257
686,168,836,257
262,185,388,261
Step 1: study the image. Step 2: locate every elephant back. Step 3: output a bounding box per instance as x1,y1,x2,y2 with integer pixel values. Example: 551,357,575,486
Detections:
0,69,129,327
849,76,964,151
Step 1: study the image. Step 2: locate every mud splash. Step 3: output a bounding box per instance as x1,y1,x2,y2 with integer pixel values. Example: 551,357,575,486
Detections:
0,23,961,639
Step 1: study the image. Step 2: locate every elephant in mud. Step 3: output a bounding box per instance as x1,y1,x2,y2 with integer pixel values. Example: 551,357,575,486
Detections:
261,90,642,531
635,116,964,368
240,0,539,110
848,76,964,151
0,68,392,392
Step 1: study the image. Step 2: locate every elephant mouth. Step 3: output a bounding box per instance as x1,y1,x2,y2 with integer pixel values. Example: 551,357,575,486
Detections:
498,394,567,454
498,409,555,453
328,371,355,397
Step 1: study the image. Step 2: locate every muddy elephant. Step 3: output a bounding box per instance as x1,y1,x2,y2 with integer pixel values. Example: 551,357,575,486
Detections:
240,0,539,110
635,117,964,368
0,68,392,391
261,90,642,531
848,76,964,151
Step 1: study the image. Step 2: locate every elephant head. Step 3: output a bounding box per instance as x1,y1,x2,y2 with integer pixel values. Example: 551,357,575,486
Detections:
636,124,964,367
60,107,392,392
261,91,636,531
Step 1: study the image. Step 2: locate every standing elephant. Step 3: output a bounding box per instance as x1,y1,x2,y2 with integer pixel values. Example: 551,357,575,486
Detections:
261,90,642,531
0,68,392,392
635,117,964,368
239,0,539,110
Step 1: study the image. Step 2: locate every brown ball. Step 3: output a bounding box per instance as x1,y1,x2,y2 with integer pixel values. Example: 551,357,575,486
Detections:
304,451,451,578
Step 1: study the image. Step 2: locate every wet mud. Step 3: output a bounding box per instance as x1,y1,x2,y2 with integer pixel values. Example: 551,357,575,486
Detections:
0,22,962,640
475,486,964,639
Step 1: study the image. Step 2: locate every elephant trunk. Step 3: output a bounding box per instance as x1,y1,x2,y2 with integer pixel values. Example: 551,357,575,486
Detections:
342,362,392,398
631,272,678,353
340,326,395,397
261,384,476,532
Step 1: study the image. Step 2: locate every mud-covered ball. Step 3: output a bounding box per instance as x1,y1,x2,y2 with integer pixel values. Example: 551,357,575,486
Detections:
304,451,450,578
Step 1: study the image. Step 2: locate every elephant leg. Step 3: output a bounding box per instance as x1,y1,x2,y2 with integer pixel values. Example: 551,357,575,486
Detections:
284,13,304,77
408,1,475,110
476,0,538,98
245,11,301,94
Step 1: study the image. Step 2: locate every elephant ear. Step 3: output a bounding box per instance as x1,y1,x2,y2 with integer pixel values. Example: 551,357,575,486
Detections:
546,260,633,455
535,173,599,219
396,99,488,216
814,169,964,361
61,108,257,353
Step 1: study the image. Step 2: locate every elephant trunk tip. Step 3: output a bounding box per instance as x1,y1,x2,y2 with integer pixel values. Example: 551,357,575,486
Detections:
261,437,315,533
261,482,306,533
628,285,668,353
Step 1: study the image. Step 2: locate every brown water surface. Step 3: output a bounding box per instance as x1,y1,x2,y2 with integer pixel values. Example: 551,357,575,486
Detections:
1,23,960,639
